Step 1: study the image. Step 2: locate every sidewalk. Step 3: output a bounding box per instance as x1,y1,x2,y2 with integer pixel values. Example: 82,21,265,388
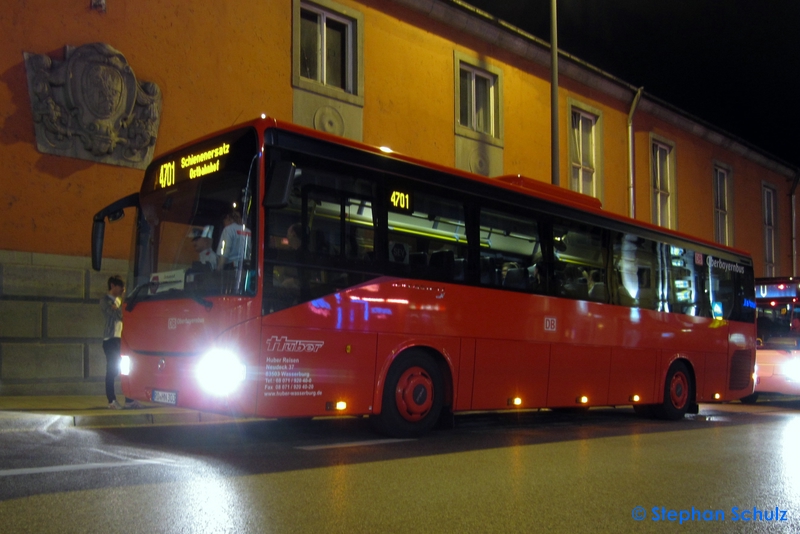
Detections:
0,396,248,431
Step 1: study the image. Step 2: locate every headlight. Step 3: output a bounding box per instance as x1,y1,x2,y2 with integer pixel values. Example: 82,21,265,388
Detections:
196,348,247,396
120,355,131,376
782,359,800,382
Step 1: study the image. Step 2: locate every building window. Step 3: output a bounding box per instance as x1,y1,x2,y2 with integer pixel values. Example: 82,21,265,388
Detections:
454,53,503,145
459,64,496,136
570,109,597,198
713,166,732,246
763,185,777,276
651,139,676,229
300,4,352,92
292,0,363,106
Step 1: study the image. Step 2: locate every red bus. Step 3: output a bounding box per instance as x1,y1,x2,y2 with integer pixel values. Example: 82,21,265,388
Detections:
92,116,757,437
746,278,800,402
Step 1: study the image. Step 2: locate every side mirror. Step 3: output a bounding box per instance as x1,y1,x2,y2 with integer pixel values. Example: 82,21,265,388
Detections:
91,219,106,271
91,193,139,271
264,161,296,209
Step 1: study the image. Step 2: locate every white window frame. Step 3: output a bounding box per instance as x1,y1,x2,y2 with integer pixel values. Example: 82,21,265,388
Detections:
713,165,733,246
568,104,603,200
300,5,353,92
650,136,677,229
763,184,778,276
459,64,496,136
292,0,364,106
454,52,503,146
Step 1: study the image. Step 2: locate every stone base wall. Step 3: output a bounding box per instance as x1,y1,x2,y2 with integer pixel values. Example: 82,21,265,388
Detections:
0,250,128,395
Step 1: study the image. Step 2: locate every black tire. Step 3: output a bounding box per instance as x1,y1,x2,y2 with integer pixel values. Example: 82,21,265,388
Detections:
370,350,444,438
653,360,694,420
739,393,759,405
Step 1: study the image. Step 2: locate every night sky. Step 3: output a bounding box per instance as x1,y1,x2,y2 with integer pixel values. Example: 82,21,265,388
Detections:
465,0,800,169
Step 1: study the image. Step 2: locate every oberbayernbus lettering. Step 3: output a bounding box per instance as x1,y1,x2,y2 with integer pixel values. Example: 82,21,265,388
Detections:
707,256,746,274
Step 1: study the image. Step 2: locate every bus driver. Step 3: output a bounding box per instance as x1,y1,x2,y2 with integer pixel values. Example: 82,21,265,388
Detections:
217,210,251,270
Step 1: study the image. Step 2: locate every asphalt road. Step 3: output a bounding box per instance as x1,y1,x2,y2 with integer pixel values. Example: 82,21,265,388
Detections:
1,402,799,533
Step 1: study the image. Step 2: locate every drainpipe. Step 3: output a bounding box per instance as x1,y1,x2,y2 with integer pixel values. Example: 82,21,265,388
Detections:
627,87,644,219
793,193,796,276
550,0,559,187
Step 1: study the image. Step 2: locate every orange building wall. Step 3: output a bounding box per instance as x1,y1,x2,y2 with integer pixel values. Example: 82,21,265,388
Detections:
1,0,796,276
632,113,795,276
0,0,293,260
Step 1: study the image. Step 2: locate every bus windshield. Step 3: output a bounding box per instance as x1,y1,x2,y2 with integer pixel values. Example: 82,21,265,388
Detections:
129,127,259,302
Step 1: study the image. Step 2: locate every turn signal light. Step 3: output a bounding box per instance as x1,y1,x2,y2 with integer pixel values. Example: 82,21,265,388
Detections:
629,394,641,402
577,396,589,404
507,397,522,406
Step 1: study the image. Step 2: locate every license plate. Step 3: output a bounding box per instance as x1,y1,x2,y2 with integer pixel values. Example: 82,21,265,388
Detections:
152,389,178,405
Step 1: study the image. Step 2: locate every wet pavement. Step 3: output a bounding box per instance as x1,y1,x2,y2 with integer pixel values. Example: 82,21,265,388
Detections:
1,398,800,532
0,396,253,430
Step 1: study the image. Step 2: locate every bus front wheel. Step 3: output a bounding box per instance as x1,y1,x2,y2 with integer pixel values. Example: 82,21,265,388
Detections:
653,361,693,420
371,351,444,438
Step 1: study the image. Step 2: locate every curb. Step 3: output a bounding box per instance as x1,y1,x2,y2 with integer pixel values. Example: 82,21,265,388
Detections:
0,395,255,431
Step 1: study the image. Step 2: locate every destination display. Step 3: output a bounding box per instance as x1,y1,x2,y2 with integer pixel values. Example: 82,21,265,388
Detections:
144,128,257,192
757,281,798,300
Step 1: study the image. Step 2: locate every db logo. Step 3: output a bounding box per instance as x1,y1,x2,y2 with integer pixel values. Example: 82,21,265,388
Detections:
544,317,557,332
168,318,177,330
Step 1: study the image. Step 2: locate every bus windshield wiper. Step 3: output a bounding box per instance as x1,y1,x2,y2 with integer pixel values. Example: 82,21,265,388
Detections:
125,282,152,312
165,288,214,310
187,291,214,310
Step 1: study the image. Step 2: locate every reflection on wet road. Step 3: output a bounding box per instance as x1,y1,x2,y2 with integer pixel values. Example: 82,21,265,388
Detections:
1,401,799,533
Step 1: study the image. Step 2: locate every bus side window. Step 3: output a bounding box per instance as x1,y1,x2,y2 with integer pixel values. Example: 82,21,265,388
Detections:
612,232,654,309
663,245,701,316
386,190,467,282
553,220,606,302
479,206,539,292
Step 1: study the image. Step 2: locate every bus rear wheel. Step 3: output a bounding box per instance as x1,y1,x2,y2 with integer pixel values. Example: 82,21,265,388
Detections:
653,361,693,420
371,351,444,438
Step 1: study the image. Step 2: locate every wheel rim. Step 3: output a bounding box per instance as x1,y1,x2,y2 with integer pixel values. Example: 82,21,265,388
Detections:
669,371,689,409
394,366,434,422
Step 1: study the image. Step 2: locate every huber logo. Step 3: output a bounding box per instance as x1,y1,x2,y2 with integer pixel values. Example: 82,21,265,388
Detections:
265,336,324,353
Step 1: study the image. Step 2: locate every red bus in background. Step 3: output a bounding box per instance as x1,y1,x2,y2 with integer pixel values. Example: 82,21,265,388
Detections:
745,278,800,403
92,116,756,437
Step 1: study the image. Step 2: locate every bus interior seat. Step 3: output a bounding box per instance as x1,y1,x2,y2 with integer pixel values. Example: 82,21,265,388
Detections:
503,268,527,289
429,250,455,280
588,283,608,302
453,258,466,281
480,256,497,285
409,252,428,265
